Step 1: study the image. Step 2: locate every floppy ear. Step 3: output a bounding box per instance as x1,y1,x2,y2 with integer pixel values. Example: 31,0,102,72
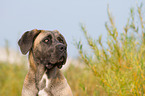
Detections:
18,29,40,55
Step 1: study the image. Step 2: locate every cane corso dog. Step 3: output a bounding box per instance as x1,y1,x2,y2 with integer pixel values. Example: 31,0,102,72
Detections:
18,29,73,96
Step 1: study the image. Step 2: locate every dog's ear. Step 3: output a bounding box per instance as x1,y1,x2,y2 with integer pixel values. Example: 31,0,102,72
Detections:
18,29,40,55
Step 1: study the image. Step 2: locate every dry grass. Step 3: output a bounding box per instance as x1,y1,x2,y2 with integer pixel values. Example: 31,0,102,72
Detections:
0,62,27,96
0,62,98,96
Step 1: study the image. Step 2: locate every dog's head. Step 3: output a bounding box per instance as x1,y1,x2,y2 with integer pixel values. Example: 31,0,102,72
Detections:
18,29,67,69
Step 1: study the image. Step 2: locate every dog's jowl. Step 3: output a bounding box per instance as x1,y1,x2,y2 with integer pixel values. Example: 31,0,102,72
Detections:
18,29,73,96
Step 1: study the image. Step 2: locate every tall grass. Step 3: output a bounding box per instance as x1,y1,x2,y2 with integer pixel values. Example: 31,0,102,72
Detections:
76,4,145,96
0,62,27,96
64,65,105,96
0,61,97,96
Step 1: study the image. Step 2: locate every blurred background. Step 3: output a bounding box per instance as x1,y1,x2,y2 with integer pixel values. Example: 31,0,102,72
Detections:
0,0,145,96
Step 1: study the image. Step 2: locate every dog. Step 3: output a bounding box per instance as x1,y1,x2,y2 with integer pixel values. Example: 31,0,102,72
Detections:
18,29,73,96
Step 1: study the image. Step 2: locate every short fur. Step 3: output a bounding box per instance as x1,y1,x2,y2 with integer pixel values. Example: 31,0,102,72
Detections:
18,29,73,96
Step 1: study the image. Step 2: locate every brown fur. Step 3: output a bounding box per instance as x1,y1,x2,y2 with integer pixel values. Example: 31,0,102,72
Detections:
18,29,73,96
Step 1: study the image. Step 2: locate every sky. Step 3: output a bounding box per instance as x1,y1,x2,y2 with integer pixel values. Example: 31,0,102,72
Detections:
0,0,144,58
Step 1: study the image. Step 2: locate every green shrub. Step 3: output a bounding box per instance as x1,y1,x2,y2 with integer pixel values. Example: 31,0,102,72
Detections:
76,4,145,96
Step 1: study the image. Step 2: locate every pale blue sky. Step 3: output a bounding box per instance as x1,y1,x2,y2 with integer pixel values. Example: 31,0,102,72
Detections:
0,0,143,57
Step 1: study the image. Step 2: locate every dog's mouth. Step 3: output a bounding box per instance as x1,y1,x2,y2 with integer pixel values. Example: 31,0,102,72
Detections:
45,56,65,69
58,56,64,63
57,56,65,68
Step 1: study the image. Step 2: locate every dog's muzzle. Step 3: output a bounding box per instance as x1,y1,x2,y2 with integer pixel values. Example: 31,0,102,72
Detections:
45,44,67,69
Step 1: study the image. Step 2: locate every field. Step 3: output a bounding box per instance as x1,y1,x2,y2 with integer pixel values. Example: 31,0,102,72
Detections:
0,61,99,96
0,62,26,96
0,3,145,96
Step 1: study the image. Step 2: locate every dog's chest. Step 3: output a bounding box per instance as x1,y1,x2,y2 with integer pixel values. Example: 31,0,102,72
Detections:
38,73,51,96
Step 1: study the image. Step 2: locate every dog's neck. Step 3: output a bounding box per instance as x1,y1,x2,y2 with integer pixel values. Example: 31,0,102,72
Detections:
28,51,66,95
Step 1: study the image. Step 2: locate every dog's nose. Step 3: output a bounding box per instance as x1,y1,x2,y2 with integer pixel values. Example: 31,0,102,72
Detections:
58,45,66,52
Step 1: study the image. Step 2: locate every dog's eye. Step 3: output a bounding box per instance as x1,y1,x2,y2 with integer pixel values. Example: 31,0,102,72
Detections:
44,39,49,43
43,35,52,44
43,38,50,44
57,37,64,43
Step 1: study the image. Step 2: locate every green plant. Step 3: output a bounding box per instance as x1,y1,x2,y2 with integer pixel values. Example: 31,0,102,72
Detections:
76,4,145,96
